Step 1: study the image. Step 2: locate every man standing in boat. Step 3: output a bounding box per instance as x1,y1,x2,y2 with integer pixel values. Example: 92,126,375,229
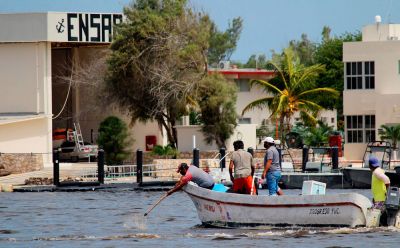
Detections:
229,140,256,195
262,137,282,196
167,163,215,195
368,156,390,211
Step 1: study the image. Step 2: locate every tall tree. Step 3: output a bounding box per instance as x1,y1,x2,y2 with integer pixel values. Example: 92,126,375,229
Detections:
207,17,243,66
106,0,211,147
244,54,268,69
270,33,316,67
242,48,339,141
198,74,237,148
288,33,316,66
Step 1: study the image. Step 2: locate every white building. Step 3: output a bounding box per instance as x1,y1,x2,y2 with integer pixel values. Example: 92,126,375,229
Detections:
0,12,338,172
343,18,400,159
0,12,161,170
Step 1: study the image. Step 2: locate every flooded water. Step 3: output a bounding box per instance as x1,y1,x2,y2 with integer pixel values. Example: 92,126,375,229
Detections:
1,188,399,247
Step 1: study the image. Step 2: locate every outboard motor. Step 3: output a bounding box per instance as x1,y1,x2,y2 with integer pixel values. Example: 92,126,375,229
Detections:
385,187,400,227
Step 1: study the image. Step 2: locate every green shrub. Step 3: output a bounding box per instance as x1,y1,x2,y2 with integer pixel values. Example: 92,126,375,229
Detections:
97,116,131,165
151,144,179,158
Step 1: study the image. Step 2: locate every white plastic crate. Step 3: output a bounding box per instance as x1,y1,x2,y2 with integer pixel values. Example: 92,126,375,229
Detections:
302,180,326,195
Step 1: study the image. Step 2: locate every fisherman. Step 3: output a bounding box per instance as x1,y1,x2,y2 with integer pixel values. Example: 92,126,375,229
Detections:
262,137,283,196
229,140,256,195
368,156,390,211
167,163,215,196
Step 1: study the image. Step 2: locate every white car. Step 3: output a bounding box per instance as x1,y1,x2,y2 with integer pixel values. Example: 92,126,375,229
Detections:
59,141,98,162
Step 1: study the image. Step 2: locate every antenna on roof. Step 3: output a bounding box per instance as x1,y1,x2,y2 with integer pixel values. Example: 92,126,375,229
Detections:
375,15,382,40
375,15,382,24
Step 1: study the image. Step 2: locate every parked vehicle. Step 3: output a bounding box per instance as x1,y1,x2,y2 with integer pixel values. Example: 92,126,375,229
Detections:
59,141,98,162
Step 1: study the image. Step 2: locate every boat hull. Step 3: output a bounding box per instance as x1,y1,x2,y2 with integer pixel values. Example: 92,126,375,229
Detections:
183,183,371,228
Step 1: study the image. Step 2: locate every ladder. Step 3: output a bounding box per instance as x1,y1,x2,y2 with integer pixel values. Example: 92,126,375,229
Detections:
73,123,85,151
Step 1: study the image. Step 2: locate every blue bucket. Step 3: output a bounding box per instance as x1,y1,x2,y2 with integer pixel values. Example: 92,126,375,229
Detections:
212,183,229,192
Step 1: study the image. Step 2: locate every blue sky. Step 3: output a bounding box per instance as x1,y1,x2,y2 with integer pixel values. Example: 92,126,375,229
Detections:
1,0,399,62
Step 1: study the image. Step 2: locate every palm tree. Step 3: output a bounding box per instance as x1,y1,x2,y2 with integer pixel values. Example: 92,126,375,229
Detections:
379,124,400,149
242,48,338,141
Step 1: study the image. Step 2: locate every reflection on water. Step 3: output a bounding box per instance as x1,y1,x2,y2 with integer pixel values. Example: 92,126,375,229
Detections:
0,189,399,247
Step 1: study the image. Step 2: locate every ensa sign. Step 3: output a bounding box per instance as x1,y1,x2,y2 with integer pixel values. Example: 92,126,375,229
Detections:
65,13,123,42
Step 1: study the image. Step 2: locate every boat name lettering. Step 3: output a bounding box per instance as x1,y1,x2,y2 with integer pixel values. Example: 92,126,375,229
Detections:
309,207,340,215
204,204,215,212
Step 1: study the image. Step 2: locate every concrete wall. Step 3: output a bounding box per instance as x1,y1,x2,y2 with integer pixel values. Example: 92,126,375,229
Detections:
0,13,47,42
0,42,53,166
362,24,400,42
0,42,50,113
0,118,50,168
176,124,257,152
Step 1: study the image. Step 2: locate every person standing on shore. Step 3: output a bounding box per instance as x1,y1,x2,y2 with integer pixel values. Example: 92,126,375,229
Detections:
229,140,256,195
368,156,390,211
262,137,282,196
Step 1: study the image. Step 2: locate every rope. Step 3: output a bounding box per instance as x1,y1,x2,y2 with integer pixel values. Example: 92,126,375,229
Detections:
52,59,75,120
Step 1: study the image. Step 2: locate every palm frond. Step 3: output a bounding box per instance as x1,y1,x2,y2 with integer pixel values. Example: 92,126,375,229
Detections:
295,64,325,86
298,99,323,111
242,96,274,115
250,79,282,94
298,87,339,97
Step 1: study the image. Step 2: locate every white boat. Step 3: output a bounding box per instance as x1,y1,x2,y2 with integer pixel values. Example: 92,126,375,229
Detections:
183,183,372,228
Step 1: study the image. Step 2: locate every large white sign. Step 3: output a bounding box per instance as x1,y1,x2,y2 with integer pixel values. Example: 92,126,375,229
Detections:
48,13,123,43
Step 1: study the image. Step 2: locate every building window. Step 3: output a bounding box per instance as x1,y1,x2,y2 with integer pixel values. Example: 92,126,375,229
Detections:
365,61,375,89
345,115,375,143
331,118,335,124
234,79,250,92
238,117,251,124
345,61,375,90
365,115,376,142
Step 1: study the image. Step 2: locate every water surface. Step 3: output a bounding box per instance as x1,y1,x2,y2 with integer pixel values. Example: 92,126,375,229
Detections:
0,189,399,247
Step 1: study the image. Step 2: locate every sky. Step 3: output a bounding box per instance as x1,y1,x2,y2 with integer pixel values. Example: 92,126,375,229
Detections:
1,0,399,62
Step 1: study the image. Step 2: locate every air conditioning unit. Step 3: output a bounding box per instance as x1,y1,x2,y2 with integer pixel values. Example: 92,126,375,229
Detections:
218,61,230,69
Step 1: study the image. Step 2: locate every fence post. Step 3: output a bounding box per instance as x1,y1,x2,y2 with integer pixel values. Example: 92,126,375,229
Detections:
219,148,226,170
302,146,309,172
193,148,200,167
332,146,339,170
53,149,60,186
97,149,104,184
136,149,143,185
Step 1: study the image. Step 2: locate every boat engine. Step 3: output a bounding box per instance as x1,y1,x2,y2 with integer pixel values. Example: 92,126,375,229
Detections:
385,187,400,227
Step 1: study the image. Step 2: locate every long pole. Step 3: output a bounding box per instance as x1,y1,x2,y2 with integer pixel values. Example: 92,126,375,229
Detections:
144,193,168,216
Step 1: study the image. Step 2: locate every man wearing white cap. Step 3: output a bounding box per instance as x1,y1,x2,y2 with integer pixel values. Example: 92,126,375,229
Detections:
262,137,282,196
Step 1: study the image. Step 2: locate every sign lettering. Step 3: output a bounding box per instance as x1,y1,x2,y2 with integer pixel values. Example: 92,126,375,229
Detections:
309,207,341,215
64,13,123,42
